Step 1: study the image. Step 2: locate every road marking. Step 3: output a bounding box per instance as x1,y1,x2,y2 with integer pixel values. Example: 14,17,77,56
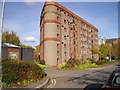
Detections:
46,79,56,88
35,79,48,88
46,79,53,88
50,79,56,88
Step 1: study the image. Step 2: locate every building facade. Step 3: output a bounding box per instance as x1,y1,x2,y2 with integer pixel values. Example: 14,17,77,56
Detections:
105,38,120,45
2,42,35,61
40,1,98,66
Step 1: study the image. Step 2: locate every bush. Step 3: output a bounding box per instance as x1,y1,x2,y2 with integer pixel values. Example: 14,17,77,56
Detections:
89,63,99,68
56,58,118,70
56,58,100,70
58,58,92,69
2,59,45,87
87,58,96,63
95,60,110,65
57,63,66,70
36,64,47,70
36,60,45,65
65,58,80,68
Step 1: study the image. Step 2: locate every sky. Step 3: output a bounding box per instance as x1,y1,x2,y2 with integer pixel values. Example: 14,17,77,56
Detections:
0,0,118,47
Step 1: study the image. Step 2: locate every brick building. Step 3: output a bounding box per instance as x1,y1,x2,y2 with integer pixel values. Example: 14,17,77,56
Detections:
40,1,98,66
113,38,120,44
105,38,120,45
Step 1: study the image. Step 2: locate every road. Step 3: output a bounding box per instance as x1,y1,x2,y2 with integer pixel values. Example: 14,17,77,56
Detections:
45,62,119,89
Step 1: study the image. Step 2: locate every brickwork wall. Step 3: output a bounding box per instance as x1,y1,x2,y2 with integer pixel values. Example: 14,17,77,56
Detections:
40,1,99,66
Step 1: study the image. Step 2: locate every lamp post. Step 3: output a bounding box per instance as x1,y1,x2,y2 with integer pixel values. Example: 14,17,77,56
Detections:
0,0,5,62
0,0,5,86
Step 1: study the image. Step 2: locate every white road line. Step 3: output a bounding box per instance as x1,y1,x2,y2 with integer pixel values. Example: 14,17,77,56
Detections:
46,79,56,88
35,79,48,88
49,79,56,88
47,79,53,88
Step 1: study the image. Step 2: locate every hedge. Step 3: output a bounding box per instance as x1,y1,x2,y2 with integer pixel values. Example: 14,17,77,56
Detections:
2,59,45,87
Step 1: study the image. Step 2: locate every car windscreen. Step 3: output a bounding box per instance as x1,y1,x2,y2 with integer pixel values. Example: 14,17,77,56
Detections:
112,73,120,86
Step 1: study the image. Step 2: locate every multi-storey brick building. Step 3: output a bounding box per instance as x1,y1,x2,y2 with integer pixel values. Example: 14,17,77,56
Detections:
40,1,98,66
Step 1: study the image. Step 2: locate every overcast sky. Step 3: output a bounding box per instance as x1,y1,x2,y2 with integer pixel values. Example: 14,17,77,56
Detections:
0,0,118,47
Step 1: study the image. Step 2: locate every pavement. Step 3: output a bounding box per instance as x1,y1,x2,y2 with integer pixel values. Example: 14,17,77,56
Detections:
1,77,50,90
15,77,50,88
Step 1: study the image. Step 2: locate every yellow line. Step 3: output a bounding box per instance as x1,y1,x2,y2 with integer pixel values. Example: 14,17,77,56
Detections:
47,79,53,88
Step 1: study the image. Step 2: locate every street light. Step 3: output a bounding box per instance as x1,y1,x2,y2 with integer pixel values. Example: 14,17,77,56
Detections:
0,0,5,61
0,0,5,87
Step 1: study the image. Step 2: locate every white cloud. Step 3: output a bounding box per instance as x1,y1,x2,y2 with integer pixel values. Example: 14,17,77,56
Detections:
23,1,38,6
4,0,120,2
21,36,37,42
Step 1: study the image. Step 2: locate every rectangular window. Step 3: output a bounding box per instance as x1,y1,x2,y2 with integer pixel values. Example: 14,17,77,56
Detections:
57,51,60,56
57,25,59,27
57,16,60,21
64,28,66,32
57,44,60,48
64,20,66,23
57,34,60,39
64,36,67,40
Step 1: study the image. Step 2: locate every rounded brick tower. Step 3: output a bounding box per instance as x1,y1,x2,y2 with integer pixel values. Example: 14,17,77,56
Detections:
40,1,61,66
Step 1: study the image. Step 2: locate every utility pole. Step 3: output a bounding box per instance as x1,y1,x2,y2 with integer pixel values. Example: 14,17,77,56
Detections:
0,0,5,62
0,0,5,87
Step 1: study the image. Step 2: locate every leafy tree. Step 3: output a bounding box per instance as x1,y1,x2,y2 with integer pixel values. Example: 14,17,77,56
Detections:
2,30,34,49
34,45,40,61
99,44,111,59
111,43,120,58
91,46,99,54
19,44,33,49
2,30,20,45
91,44,111,60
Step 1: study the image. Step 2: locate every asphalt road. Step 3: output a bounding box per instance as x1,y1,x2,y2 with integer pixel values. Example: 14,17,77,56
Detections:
45,62,119,89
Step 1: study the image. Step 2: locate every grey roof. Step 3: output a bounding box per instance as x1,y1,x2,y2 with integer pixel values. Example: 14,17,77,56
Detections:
2,42,21,48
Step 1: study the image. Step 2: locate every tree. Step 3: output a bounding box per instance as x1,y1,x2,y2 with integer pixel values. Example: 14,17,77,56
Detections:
99,44,111,60
91,46,99,54
2,30,20,45
111,43,120,58
91,44,111,60
19,44,33,49
34,45,40,61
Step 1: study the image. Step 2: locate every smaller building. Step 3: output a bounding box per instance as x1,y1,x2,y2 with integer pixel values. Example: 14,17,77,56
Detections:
2,42,35,61
105,38,120,45
113,38,120,44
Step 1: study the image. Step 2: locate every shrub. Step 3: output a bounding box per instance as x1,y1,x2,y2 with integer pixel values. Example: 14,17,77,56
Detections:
95,60,109,65
87,58,96,63
57,63,66,70
65,58,80,68
36,60,45,65
2,59,45,87
36,64,47,70
89,63,99,68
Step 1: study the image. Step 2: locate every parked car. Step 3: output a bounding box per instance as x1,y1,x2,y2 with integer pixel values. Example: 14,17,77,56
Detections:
102,68,120,90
